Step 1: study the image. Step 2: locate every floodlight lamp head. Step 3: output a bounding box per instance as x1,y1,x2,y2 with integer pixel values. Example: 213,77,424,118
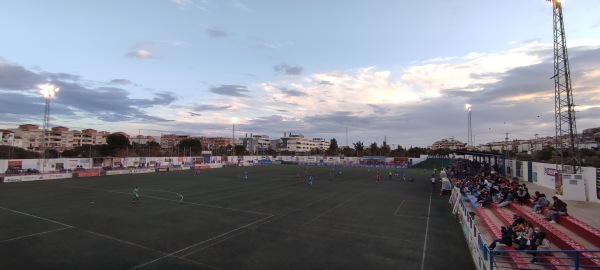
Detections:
232,117,238,124
39,83,60,98
548,0,562,8
465,104,472,111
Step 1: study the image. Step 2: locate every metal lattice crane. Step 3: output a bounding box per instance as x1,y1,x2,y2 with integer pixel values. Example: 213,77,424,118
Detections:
547,0,580,174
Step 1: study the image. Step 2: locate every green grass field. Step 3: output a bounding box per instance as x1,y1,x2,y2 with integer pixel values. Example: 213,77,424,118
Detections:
0,164,474,270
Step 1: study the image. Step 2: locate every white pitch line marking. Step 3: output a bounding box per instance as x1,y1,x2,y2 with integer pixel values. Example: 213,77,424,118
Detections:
67,185,270,216
181,189,352,258
302,190,368,227
420,188,433,270
394,200,405,216
0,205,209,268
1,227,71,243
130,214,273,270
0,205,159,252
0,206,74,228
148,189,184,202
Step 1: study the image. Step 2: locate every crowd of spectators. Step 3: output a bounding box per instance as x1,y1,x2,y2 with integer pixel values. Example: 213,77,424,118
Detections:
445,159,556,263
4,168,41,175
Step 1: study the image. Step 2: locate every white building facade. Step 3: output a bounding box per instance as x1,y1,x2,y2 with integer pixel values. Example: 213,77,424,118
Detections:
1,130,23,148
278,133,330,153
238,134,271,154
8,124,107,152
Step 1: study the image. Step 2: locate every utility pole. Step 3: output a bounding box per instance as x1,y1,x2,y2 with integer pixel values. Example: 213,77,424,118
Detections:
505,132,510,160
345,126,348,149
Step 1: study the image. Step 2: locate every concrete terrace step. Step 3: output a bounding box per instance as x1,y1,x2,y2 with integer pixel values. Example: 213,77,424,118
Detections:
509,203,600,268
489,204,569,270
469,197,531,269
560,215,600,247
528,197,600,247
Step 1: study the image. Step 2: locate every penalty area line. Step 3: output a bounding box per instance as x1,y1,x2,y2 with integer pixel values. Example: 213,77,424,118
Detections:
393,200,405,216
0,206,74,228
130,214,273,270
1,227,71,243
0,205,211,268
66,185,270,216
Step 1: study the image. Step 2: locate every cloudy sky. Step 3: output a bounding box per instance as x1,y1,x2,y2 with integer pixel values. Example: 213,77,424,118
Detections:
1,0,599,148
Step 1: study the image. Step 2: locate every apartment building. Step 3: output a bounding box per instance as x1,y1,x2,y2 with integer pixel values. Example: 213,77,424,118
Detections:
8,124,108,152
1,129,23,148
431,137,466,150
278,133,330,153
159,134,191,150
130,134,156,145
198,136,233,149
238,134,270,154
476,136,599,153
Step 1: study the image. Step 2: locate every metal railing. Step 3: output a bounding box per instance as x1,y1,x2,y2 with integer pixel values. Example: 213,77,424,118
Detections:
449,187,600,270
489,249,600,269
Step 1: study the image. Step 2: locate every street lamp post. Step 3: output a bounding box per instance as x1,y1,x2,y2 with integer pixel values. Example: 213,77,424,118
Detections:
39,84,59,173
231,117,237,156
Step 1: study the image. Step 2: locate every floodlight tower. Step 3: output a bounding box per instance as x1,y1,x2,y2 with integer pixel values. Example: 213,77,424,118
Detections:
465,104,473,148
39,84,59,170
547,0,580,174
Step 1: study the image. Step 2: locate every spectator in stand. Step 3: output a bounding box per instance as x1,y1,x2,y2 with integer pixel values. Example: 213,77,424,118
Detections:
528,228,547,263
483,179,492,191
476,189,488,203
532,194,550,214
497,192,514,207
489,226,513,253
522,221,534,239
481,191,493,208
511,214,526,228
516,185,529,205
545,196,568,224
522,184,531,200
515,232,530,250
531,191,543,204
511,215,527,241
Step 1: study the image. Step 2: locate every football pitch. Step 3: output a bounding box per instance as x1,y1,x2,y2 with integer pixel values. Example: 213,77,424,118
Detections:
0,165,475,270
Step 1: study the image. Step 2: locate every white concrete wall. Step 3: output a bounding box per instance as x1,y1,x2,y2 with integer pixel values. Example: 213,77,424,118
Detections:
506,161,599,203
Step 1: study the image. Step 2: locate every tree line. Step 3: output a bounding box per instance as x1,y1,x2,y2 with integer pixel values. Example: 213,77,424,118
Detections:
1,134,599,167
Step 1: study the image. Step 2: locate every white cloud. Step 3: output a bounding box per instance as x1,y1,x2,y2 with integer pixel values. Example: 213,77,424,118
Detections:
171,0,208,10
232,0,252,12
159,40,185,46
171,0,193,7
401,43,549,96
258,67,420,119
254,42,552,120
138,38,600,147
125,49,155,59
